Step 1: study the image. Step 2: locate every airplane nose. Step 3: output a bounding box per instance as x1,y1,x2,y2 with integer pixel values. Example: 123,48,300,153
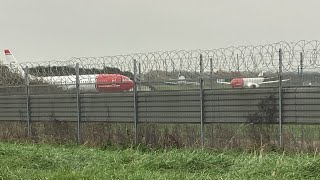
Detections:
231,78,244,88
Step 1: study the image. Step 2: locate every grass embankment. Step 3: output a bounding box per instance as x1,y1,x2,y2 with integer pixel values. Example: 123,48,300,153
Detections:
0,142,320,179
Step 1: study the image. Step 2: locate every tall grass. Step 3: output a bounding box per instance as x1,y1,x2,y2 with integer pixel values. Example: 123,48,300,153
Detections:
3,121,320,152
1,142,320,179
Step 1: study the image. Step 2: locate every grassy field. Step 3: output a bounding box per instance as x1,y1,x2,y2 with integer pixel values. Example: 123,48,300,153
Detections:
1,142,320,179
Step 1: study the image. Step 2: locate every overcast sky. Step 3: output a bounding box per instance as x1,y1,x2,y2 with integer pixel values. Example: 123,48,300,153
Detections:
0,0,319,62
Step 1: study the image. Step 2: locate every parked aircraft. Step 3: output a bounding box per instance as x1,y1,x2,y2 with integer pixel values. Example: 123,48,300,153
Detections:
164,73,199,85
216,72,290,88
3,49,134,92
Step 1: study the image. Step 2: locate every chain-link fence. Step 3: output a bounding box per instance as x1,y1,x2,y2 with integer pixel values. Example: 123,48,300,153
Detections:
0,40,320,151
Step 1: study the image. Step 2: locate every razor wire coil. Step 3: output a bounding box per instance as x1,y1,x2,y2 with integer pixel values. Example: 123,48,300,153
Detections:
1,40,320,85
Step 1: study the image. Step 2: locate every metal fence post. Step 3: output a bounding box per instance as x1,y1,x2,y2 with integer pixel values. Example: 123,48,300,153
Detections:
24,66,31,138
76,63,81,144
138,62,142,91
237,54,240,72
210,58,213,89
300,52,303,76
300,52,304,149
133,59,138,145
200,54,205,148
278,49,283,148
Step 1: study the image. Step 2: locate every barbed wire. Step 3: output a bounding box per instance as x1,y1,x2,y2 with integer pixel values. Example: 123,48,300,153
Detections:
1,40,320,85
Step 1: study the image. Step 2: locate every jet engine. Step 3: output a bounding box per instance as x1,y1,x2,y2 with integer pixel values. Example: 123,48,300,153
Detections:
247,83,259,88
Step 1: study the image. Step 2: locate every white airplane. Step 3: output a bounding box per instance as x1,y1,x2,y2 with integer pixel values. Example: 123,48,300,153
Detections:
217,72,290,88
3,49,134,92
164,73,199,85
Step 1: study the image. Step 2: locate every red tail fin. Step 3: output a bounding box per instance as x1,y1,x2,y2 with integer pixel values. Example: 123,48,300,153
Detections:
4,49,12,55
3,49,25,77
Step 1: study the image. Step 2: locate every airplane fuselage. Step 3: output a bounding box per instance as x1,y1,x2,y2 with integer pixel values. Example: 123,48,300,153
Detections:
3,49,135,92
230,77,265,88
39,74,134,92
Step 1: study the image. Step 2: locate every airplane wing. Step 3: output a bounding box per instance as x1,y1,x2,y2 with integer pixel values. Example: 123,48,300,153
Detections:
164,81,178,85
261,80,279,84
216,81,231,85
282,78,291,82
261,78,291,84
216,79,231,85
185,81,200,85
167,78,192,81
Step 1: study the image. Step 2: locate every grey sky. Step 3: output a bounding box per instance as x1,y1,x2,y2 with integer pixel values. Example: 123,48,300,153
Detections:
0,0,319,62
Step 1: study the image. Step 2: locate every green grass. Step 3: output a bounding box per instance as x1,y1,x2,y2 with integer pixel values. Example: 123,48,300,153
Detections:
1,142,320,179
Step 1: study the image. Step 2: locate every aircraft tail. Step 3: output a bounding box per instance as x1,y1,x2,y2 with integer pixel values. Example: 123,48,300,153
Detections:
3,49,26,77
258,71,265,77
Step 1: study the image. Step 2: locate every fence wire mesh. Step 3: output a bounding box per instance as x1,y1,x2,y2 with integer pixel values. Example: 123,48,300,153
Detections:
0,40,318,86
0,40,320,151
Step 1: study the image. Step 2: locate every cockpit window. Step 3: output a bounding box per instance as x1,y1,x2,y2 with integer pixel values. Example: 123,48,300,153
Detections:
122,77,130,81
